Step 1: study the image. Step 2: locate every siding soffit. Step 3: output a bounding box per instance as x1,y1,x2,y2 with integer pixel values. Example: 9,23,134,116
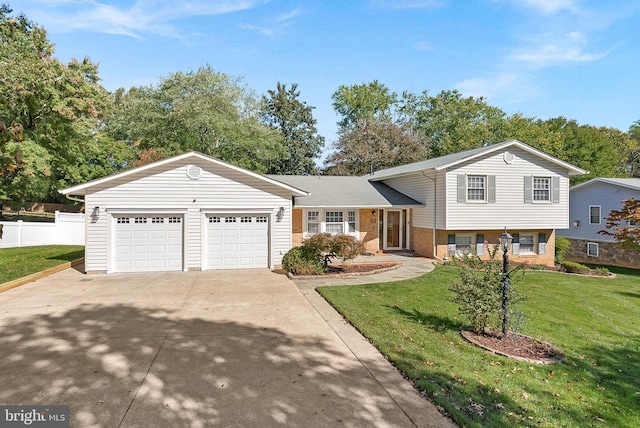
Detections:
59,151,309,197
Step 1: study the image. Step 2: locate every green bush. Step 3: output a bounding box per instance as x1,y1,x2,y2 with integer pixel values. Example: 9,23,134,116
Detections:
555,237,571,264
281,246,323,275
562,261,591,274
450,256,527,335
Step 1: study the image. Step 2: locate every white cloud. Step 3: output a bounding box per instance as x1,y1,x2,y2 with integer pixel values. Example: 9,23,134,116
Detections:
510,0,579,14
511,31,608,68
239,24,276,39
456,73,540,102
414,41,432,51
16,0,270,39
370,0,445,9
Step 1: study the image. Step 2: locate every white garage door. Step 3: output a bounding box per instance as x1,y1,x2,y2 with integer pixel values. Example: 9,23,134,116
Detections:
114,215,183,273
207,215,269,269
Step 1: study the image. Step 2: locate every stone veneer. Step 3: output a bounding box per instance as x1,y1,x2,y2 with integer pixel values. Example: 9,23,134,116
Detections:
564,238,640,269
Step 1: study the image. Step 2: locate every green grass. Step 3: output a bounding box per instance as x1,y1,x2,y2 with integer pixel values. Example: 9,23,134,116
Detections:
0,245,84,284
318,265,640,428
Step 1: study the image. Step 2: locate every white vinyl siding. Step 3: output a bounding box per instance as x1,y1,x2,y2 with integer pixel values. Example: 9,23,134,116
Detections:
84,158,292,273
382,170,445,229
445,147,570,230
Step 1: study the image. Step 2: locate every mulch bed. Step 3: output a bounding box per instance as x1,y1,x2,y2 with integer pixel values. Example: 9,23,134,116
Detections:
325,262,400,274
461,329,566,364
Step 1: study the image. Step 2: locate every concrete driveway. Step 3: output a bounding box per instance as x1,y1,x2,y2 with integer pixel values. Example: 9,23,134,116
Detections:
0,267,454,428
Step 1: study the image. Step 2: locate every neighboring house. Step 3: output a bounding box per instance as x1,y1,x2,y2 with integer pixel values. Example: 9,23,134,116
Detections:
60,139,586,274
556,178,640,268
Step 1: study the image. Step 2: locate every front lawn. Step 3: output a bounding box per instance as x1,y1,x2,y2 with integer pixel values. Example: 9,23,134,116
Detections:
318,265,640,428
0,245,84,284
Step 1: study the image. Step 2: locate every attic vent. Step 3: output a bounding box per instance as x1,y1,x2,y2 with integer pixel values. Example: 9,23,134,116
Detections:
503,151,515,164
186,165,203,180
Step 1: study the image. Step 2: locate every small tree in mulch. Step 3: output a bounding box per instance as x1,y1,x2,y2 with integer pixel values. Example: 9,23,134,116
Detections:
449,245,526,336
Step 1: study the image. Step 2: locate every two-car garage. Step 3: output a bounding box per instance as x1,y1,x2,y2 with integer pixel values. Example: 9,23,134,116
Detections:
61,152,307,274
112,213,271,273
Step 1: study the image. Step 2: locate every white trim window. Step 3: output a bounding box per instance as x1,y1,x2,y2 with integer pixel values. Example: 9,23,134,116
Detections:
533,177,551,202
325,211,344,234
347,210,357,233
455,234,473,254
519,234,535,254
587,242,599,257
589,205,601,225
307,211,320,235
304,209,359,237
467,175,486,201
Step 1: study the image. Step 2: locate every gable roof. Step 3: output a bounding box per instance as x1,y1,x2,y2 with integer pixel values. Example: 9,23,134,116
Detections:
570,177,640,192
369,139,588,181
267,175,423,208
60,152,309,196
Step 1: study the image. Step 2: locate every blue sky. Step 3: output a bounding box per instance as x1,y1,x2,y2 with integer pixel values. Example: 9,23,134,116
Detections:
10,0,640,147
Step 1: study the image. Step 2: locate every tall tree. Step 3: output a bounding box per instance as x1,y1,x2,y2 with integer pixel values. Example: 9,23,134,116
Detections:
332,80,398,130
323,118,429,176
0,5,121,205
402,89,507,157
628,120,640,177
261,83,324,174
107,66,285,173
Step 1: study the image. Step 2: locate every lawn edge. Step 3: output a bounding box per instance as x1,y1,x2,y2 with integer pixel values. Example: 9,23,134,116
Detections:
0,258,84,293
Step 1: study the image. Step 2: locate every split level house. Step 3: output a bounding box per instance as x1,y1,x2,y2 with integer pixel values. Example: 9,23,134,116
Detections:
60,139,586,274
556,178,640,269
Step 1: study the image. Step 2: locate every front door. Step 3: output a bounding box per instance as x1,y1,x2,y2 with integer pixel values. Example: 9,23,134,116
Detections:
385,210,402,250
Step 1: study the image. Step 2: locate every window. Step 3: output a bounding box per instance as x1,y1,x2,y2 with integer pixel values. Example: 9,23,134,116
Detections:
240,216,252,223
520,234,535,253
467,175,486,201
589,206,601,225
454,234,473,254
325,211,344,234
533,177,550,201
307,211,319,234
134,217,147,224
116,217,129,224
587,242,599,257
225,217,236,223
256,216,267,223
209,216,221,223
348,211,356,233
168,217,181,224
151,217,164,224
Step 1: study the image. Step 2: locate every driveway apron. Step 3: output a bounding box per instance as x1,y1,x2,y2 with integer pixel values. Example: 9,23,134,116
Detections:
0,267,453,427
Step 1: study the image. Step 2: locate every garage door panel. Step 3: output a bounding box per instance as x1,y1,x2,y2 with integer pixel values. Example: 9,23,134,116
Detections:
133,230,149,239
114,215,183,273
207,215,269,269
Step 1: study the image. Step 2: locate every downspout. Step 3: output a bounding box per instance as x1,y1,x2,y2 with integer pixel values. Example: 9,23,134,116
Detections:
64,194,85,204
421,171,439,260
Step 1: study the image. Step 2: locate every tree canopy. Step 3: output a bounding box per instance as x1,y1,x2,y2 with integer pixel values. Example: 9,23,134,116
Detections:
0,5,132,207
106,66,286,173
261,83,324,174
331,80,398,130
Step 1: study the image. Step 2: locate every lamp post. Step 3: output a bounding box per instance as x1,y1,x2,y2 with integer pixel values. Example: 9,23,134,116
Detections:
499,228,513,340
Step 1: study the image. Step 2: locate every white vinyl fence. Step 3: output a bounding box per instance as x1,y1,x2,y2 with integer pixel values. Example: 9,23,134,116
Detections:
0,212,85,248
